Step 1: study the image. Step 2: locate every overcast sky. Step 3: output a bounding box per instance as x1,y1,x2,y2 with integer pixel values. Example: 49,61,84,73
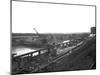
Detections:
12,1,95,33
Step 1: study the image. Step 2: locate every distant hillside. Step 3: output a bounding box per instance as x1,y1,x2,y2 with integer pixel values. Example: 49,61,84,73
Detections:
12,33,90,43
12,33,90,37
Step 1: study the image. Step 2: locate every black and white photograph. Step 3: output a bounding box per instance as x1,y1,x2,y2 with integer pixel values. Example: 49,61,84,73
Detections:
11,0,96,75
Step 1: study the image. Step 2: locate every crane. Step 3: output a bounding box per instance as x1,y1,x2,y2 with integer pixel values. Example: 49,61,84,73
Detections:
33,28,39,36
31,28,39,40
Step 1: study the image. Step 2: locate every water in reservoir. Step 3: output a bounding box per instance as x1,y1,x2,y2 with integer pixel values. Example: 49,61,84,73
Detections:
12,46,40,56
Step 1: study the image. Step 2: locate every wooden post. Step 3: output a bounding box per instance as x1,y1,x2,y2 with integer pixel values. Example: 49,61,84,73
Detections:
30,53,33,57
48,48,50,56
39,50,41,56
